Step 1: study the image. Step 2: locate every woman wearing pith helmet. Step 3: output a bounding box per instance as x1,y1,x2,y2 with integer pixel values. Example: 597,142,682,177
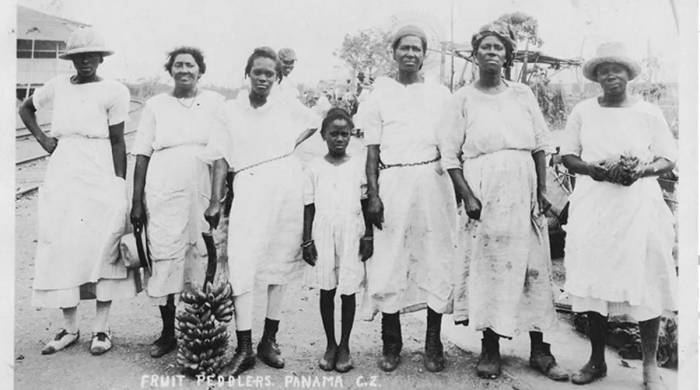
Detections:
560,42,677,389
18,27,136,356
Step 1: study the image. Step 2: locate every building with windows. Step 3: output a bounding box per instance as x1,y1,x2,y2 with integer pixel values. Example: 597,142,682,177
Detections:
16,6,89,101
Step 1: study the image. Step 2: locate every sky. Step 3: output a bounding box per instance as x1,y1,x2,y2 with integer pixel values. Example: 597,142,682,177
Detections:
17,0,681,88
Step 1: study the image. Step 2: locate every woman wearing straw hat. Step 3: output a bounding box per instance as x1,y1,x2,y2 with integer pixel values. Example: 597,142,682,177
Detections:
441,22,568,381
362,24,458,373
130,47,226,358
560,42,677,389
18,27,136,355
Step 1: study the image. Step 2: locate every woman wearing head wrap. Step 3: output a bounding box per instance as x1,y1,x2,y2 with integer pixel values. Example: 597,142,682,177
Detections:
130,47,227,358
18,28,136,356
362,24,458,373
441,23,568,381
204,47,319,377
559,42,677,389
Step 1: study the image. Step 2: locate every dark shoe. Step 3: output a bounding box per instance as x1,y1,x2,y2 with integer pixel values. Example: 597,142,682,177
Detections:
476,337,501,379
529,342,569,381
571,361,607,385
257,318,285,368
151,304,176,358
229,330,256,378
378,313,402,372
335,347,353,373
424,308,445,372
319,345,337,371
41,329,79,355
90,331,112,356
150,335,176,358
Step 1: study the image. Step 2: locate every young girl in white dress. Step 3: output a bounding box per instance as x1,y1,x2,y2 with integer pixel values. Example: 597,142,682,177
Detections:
302,108,373,373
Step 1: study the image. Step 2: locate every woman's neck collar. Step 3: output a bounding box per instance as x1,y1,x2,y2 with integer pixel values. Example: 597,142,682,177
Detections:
71,74,101,84
598,91,633,107
173,85,198,98
396,70,422,86
249,91,269,108
477,70,503,89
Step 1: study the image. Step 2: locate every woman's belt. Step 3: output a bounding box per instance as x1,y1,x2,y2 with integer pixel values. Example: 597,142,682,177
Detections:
379,156,440,170
234,152,292,174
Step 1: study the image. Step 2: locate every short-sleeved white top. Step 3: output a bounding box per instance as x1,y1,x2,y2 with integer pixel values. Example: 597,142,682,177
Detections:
32,74,130,138
303,154,367,216
205,92,319,172
439,82,550,170
360,77,452,165
131,90,226,156
558,97,676,163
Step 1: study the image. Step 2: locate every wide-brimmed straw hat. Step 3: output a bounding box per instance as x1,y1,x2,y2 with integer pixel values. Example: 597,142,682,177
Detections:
582,42,640,81
59,28,114,60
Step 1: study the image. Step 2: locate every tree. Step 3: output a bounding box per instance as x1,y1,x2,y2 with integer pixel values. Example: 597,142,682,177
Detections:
334,28,395,78
495,12,544,50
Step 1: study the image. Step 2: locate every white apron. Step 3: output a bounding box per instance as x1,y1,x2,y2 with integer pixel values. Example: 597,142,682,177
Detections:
227,155,305,296
33,136,128,291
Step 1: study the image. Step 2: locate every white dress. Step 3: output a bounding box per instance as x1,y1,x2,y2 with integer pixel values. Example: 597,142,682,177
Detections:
360,77,459,316
31,75,137,308
205,93,320,296
303,154,367,295
441,82,556,337
559,98,678,321
132,90,226,298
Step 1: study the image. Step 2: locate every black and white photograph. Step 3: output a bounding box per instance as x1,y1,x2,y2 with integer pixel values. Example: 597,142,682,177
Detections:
2,0,698,389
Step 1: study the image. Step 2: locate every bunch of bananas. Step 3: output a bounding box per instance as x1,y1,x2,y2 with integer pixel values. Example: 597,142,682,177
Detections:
175,280,234,376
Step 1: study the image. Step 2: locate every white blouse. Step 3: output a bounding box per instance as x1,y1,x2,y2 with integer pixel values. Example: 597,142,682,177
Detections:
360,77,452,165
131,90,225,156
206,92,319,172
32,74,130,139
303,154,367,216
440,82,550,170
558,97,676,164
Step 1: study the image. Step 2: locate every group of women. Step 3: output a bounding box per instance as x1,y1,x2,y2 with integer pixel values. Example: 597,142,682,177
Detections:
20,23,677,390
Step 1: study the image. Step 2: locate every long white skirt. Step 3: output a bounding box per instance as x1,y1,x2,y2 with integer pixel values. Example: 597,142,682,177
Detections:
454,150,556,337
32,136,137,308
564,175,677,321
143,144,214,298
227,156,305,296
364,161,458,316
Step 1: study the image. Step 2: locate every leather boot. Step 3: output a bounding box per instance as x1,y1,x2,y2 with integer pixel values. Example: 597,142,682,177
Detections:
229,330,256,377
257,318,285,368
476,332,501,379
378,312,402,372
424,308,445,372
529,341,570,381
150,304,176,358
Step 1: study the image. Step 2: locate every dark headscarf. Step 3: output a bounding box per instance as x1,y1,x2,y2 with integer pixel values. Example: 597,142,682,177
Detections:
471,22,517,68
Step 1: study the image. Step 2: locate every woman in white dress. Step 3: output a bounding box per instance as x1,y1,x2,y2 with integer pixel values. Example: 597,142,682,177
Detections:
441,23,567,381
362,25,458,373
18,28,135,356
560,42,677,390
130,47,226,358
204,47,318,377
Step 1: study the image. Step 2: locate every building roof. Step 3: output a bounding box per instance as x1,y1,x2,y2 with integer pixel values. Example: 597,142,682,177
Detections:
17,5,89,41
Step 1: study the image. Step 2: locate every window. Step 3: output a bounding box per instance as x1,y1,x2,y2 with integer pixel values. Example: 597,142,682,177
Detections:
17,39,32,58
16,39,65,59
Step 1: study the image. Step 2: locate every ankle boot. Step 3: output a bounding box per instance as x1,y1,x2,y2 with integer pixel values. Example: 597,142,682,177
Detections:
476,332,501,379
150,304,176,358
424,308,445,372
257,318,285,368
378,312,402,372
229,330,256,377
529,341,569,381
